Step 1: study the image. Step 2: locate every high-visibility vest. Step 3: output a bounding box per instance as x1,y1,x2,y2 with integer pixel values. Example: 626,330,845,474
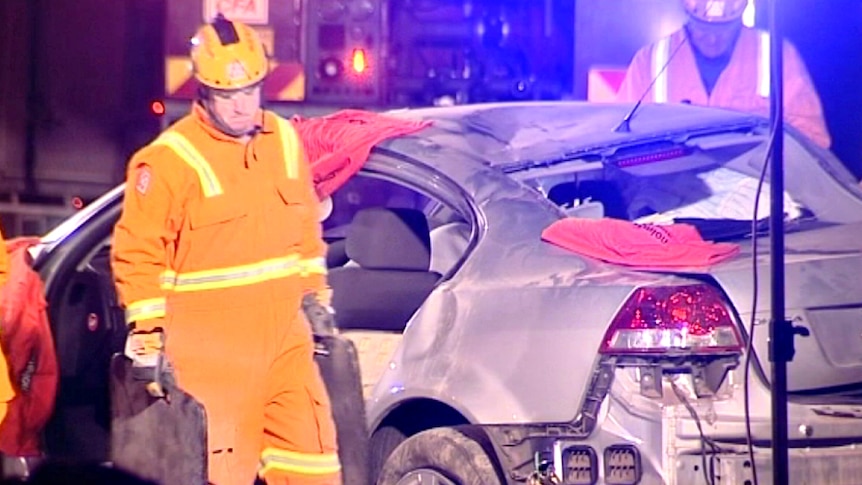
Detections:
122,117,326,324
651,30,771,103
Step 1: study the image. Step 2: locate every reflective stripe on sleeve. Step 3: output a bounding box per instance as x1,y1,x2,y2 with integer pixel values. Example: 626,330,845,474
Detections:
651,36,670,103
125,297,167,324
160,255,327,293
275,117,301,180
152,131,224,197
757,31,771,98
259,448,341,477
298,257,327,277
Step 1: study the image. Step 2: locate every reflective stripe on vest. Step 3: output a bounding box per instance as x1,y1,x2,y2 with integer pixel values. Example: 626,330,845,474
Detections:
151,131,223,197
154,116,303,196
125,297,167,324
274,117,302,180
132,117,317,314
652,36,671,103
651,31,772,102
757,31,771,98
159,256,326,293
259,447,341,477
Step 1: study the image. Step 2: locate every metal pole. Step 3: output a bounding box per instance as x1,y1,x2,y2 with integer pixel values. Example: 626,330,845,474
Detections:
767,0,791,484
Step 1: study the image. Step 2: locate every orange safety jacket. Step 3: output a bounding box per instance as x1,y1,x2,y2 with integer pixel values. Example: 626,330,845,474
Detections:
111,103,328,331
616,26,831,149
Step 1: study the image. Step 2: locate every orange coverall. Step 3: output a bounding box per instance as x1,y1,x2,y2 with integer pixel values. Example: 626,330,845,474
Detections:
616,26,831,149
111,103,340,485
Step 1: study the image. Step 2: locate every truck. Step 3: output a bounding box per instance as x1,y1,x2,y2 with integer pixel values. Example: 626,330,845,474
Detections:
160,0,574,123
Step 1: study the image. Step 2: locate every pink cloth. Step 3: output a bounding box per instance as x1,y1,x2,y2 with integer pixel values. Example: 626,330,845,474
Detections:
293,110,431,198
542,218,740,268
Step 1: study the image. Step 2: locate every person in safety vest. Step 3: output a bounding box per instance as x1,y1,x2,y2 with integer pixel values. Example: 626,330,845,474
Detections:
110,14,340,485
616,0,831,149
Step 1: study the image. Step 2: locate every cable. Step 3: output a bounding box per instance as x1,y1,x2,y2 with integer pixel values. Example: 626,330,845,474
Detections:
743,116,780,485
614,36,689,133
671,380,720,485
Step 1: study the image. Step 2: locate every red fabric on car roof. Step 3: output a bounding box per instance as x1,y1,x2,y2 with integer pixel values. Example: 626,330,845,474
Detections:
542,217,740,268
293,110,431,199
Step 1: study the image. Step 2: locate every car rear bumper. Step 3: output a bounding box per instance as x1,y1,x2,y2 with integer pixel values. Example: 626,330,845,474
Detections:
673,445,862,485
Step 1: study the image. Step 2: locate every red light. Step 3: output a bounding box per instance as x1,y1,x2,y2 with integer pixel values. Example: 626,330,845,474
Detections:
71,196,84,210
351,48,368,74
600,284,742,354
150,100,165,116
615,147,688,168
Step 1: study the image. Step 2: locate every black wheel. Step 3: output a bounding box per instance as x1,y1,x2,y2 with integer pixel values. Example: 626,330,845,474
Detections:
370,425,408,482
376,426,504,485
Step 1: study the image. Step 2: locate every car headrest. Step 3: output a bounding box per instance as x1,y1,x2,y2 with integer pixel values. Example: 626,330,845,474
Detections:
346,208,431,271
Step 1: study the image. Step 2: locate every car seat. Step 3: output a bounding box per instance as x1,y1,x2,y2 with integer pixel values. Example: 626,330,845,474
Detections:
328,207,441,396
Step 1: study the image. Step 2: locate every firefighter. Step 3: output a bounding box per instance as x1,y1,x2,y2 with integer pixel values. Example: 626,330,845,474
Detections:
110,14,340,485
616,0,831,149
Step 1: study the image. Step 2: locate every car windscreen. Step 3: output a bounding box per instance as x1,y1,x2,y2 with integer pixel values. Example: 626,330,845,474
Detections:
515,131,862,240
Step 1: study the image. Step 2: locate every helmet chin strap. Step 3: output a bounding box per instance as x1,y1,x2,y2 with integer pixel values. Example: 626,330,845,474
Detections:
201,97,258,138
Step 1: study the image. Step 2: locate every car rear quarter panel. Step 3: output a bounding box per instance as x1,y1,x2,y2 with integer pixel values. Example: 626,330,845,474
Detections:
367,195,700,427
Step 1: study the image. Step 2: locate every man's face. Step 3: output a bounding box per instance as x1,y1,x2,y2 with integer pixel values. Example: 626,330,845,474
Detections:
208,83,262,135
685,16,742,58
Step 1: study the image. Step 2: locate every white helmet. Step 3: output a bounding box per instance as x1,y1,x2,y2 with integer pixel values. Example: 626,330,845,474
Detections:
682,0,748,22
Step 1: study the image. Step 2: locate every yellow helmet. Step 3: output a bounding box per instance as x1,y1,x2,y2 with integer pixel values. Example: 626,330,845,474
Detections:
190,14,268,90
682,0,748,22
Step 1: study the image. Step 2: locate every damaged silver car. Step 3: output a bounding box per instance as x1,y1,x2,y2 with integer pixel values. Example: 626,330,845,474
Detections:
30,101,862,485
325,101,862,485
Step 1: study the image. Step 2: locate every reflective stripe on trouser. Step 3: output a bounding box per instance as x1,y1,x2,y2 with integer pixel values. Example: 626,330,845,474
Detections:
162,293,339,485
259,448,341,484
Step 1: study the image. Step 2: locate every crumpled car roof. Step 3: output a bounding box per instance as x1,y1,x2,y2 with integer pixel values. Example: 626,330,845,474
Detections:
383,101,767,167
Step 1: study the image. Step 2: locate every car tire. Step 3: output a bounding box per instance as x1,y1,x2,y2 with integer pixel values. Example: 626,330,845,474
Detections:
376,426,504,485
370,425,408,481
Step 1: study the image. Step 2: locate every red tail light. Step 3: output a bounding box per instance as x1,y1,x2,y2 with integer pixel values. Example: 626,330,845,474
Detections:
614,147,689,168
600,284,742,355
